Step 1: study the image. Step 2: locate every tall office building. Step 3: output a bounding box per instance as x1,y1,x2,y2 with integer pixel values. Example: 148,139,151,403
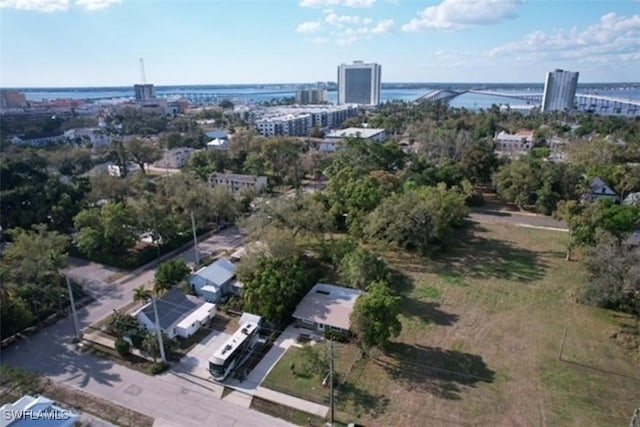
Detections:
337,61,381,106
541,69,579,112
134,84,156,102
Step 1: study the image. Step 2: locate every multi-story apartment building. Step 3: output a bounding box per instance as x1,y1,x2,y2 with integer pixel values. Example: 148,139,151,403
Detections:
295,88,328,105
541,69,579,112
253,105,358,137
207,173,268,194
337,61,381,106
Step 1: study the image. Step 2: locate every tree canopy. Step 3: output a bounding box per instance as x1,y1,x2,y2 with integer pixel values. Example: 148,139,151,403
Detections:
241,256,316,325
350,281,402,350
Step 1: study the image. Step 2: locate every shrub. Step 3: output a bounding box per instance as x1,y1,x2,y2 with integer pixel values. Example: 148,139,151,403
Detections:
324,329,351,343
149,362,170,375
114,337,130,357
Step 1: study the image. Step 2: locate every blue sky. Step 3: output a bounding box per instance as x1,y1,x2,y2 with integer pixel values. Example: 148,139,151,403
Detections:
1,0,638,87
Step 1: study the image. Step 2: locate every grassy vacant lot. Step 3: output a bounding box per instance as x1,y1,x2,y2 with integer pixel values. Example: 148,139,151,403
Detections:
267,222,640,426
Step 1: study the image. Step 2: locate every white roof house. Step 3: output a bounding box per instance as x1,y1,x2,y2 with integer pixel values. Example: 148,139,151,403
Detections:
0,395,79,427
325,127,387,142
292,283,365,333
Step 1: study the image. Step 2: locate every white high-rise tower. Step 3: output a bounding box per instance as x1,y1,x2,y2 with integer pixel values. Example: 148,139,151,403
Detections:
541,69,579,112
337,61,381,106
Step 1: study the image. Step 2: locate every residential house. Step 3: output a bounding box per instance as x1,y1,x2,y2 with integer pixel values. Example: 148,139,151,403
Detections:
292,283,365,333
493,130,535,157
206,138,229,150
0,395,79,427
189,258,243,302
582,177,620,204
207,173,268,195
133,288,216,339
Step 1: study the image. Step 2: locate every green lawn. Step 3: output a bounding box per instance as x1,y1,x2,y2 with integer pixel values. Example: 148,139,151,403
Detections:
265,222,640,426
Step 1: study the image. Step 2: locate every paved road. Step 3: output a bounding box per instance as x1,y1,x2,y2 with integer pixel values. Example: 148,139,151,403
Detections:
2,227,294,426
64,227,245,326
469,209,568,231
1,318,292,427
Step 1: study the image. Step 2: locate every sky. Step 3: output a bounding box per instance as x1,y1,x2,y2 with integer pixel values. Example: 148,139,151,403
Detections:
0,0,639,87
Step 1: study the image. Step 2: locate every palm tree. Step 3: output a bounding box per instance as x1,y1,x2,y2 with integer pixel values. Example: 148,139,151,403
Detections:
133,286,151,304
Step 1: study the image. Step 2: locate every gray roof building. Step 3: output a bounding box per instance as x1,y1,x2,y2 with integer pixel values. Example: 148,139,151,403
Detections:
139,288,202,331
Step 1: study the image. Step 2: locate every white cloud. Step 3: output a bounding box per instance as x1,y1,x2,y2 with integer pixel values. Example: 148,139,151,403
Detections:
402,0,523,32
371,19,394,34
486,13,640,64
325,12,363,26
75,0,120,10
300,0,376,9
296,21,323,33
0,0,69,12
0,0,120,11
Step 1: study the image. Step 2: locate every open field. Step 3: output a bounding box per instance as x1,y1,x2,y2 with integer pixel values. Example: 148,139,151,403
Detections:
266,222,640,426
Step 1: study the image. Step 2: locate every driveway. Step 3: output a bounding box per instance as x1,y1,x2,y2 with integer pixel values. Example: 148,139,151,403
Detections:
226,325,303,394
172,329,231,387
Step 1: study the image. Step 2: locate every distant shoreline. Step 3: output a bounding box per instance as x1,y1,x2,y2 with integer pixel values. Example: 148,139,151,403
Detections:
3,82,640,92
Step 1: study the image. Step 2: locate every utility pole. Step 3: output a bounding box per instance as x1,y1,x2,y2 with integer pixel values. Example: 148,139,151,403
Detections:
328,339,335,426
66,276,81,342
151,296,167,363
190,210,199,266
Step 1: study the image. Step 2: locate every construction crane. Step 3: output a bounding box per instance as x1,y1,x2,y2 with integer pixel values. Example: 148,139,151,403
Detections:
139,57,147,84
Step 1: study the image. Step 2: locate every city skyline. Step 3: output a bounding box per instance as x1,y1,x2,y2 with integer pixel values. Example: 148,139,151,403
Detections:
1,0,639,87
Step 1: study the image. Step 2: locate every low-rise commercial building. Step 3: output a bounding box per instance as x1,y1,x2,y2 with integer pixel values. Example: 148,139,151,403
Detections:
325,127,387,142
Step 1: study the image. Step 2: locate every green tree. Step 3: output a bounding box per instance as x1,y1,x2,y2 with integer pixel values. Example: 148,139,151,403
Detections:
244,193,333,239
350,281,402,351
326,167,389,235
582,236,640,320
338,248,390,290
125,138,162,174
242,257,315,325
155,260,191,293
460,140,499,184
74,202,139,256
2,225,69,320
493,155,579,214
365,184,468,253
108,310,142,337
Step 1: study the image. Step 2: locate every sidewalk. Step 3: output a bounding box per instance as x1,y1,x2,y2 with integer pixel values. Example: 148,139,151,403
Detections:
225,325,330,418
254,387,329,418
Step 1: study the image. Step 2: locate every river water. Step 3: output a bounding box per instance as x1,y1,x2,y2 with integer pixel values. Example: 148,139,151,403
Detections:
16,84,640,113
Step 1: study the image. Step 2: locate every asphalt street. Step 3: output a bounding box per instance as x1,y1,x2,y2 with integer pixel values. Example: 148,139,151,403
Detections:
2,226,294,427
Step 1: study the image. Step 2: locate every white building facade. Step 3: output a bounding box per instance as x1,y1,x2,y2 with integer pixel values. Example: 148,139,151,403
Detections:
208,173,268,194
542,69,579,112
337,61,381,106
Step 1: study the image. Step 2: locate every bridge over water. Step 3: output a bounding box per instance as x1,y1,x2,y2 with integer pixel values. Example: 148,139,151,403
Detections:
416,89,640,116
